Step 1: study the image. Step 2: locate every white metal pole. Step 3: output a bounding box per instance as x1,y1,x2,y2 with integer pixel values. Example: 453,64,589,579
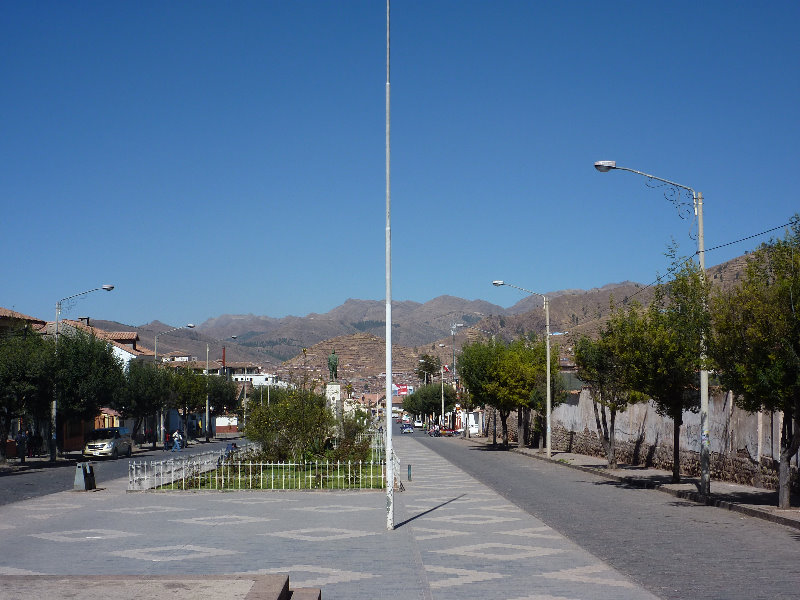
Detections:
384,0,394,531
51,302,61,462
206,343,210,441
696,191,710,495
545,297,552,458
441,365,445,427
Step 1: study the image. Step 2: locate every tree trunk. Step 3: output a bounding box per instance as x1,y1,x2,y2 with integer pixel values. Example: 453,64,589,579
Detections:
591,393,611,466
500,410,509,447
0,417,9,460
522,407,530,447
609,408,617,470
777,408,800,509
517,410,523,448
672,413,682,484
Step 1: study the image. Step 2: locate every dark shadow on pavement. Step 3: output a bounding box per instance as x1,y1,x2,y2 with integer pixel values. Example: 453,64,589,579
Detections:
395,494,465,529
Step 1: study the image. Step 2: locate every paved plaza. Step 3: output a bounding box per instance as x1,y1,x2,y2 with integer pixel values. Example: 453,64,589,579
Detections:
0,434,660,600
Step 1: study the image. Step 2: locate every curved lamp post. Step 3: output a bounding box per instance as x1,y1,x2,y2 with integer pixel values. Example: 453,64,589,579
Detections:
52,284,115,461
154,323,195,444
492,280,552,457
594,160,710,496
206,335,236,441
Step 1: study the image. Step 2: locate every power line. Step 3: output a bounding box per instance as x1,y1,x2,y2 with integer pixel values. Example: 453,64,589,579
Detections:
519,218,797,337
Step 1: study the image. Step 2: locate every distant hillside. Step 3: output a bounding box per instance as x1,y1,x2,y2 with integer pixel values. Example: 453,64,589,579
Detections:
89,253,750,380
197,296,504,362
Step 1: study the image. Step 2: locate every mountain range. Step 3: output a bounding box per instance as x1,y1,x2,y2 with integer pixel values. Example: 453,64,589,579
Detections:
90,253,749,387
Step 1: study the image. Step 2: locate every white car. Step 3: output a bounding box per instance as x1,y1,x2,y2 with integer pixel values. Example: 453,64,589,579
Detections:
413,419,423,428
83,427,133,459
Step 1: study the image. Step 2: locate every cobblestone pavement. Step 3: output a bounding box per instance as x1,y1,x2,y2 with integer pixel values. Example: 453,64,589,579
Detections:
420,435,800,600
0,434,660,600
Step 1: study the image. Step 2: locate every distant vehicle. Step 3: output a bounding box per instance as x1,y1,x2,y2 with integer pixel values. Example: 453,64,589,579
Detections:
439,428,455,437
400,423,414,434
413,419,423,428
83,427,133,459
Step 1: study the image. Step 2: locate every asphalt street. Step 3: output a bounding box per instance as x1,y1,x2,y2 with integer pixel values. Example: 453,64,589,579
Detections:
0,439,232,505
416,434,800,600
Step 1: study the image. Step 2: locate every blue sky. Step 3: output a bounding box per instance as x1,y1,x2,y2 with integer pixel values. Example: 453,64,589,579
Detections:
3,1,798,327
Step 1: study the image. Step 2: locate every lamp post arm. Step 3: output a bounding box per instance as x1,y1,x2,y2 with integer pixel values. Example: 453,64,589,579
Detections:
609,165,696,197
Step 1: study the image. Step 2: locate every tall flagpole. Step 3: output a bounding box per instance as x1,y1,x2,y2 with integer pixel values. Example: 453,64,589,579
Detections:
384,0,394,530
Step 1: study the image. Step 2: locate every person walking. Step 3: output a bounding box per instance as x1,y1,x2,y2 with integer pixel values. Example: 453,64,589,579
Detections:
14,430,27,464
171,429,182,452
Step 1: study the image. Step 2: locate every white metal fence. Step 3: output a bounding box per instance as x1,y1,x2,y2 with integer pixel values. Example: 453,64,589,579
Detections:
128,449,387,492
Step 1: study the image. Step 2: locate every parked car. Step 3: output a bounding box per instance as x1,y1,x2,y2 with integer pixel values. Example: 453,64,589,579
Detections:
413,419,424,428
83,427,133,459
400,423,414,434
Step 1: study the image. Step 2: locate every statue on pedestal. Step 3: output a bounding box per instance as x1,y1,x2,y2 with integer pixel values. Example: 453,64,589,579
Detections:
327,349,339,382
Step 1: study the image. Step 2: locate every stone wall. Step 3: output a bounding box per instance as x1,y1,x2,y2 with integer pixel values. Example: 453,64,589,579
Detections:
550,424,799,492
483,390,800,492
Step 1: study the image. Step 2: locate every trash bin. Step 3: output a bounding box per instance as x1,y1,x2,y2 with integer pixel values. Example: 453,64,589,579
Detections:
74,462,96,491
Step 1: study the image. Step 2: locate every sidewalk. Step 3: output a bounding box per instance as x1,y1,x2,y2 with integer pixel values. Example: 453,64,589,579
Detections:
465,434,800,531
0,434,662,600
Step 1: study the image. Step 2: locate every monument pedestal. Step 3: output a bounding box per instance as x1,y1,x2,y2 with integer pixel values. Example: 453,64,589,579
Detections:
325,383,342,422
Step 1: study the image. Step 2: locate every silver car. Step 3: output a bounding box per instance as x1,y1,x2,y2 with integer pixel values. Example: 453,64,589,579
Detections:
83,427,133,459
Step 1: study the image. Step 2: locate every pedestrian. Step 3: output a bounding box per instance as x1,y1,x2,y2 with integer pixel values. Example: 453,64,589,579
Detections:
25,430,33,458
14,430,27,464
172,429,182,452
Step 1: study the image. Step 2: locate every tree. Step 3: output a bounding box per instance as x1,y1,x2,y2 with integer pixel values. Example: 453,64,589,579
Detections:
168,368,206,435
415,354,441,385
402,384,457,424
207,374,238,417
485,339,544,447
119,361,172,447
56,330,124,423
522,335,566,450
710,218,800,508
629,261,710,483
575,307,645,468
0,328,54,458
244,388,335,462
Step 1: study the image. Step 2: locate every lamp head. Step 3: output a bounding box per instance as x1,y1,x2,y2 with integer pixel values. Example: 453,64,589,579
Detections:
186,324,195,328
102,284,114,291
231,335,237,340
594,160,616,172
492,280,504,287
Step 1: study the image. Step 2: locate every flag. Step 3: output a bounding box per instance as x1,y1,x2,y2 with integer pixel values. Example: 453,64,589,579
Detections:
443,365,450,373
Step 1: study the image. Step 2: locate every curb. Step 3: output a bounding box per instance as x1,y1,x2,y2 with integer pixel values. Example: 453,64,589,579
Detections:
463,436,800,532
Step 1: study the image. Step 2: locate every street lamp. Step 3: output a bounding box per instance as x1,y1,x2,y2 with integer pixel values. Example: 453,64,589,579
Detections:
154,323,195,444
492,280,552,458
206,335,236,441
594,159,710,496
52,285,115,461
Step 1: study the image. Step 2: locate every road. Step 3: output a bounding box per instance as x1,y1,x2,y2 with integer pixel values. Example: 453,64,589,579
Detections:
414,433,800,600
0,439,234,506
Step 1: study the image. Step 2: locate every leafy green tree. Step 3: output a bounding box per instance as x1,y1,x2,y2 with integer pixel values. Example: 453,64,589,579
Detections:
458,338,501,413
168,367,207,435
415,353,441,385
331,408,373,462
207,374,239,417
575,308,645,468
244,388,335,462
710,218,800,508
522,335,566,449
0,329,54,458
629,261,710,483
485,339,543,447
402,384,457,424
55,330,124,423
118,361,172,447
